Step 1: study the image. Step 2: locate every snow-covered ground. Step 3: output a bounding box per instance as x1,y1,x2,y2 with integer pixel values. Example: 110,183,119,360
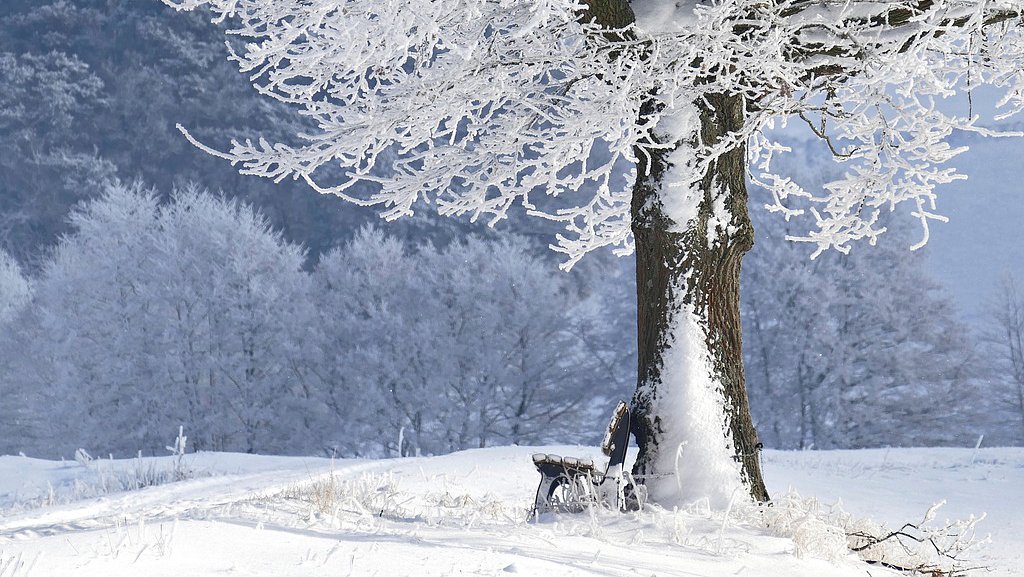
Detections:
0,446,1020,576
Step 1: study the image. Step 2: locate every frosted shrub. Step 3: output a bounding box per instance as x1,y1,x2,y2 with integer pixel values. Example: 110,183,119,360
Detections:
286,471,526,529
845,503,988,576
91,516,177,562
73,448,93,469
285,472,405,519
751,491,987,575
165,426,191,482
791,512,848,562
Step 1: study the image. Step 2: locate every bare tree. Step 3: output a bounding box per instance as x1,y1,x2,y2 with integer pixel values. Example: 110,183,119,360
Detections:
985,275,1024,442
162,0,1024,505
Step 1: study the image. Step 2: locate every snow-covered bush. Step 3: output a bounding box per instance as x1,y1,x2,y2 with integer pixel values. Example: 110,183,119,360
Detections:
283,472,406,520
755,491,987,575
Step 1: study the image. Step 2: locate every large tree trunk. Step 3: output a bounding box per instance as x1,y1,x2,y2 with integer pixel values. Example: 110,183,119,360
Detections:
582,0,769,505
630,93,770,505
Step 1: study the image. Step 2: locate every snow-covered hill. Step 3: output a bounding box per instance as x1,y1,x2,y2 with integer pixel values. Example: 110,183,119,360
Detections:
0,447,1020,576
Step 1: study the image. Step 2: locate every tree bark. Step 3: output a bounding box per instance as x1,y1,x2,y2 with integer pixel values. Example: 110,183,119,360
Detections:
630,93,769,503
584,0,769,504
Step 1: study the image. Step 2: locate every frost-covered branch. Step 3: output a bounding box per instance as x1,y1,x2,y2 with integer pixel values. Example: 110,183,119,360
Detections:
163,0,1024,263
846,501,988,576
760,492,988,576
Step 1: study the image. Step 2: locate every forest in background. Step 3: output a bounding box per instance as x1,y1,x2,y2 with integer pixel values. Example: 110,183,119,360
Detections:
1,0,1022,458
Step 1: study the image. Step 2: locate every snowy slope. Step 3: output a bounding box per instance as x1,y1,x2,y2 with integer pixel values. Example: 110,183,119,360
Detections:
0,447,1020,576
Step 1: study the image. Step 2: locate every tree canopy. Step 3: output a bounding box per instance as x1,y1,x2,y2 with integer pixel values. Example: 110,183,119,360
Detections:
163,0,1024,263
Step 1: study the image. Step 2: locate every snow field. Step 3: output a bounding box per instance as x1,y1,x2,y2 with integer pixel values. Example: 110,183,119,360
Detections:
0,447,1020,576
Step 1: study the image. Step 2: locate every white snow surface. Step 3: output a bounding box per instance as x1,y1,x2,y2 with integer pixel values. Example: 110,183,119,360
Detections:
0,446,1021,576
645,306,744,508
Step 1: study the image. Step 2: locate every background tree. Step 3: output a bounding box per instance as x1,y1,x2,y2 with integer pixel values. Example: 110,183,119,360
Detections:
309,229,417,457
163,0,1024,506
0,184,623,458
983,275,1024,444
0,0,397,264
10,184,314,456
311,229,607,457
0,249,30,324
743,182,979,450
0,248,32,448
147,186,314,453
0,50,115,264
13,185,163,454
423,236,606,448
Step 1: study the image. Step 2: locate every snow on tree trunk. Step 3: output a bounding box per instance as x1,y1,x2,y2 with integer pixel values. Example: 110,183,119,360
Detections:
631,93,769,505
